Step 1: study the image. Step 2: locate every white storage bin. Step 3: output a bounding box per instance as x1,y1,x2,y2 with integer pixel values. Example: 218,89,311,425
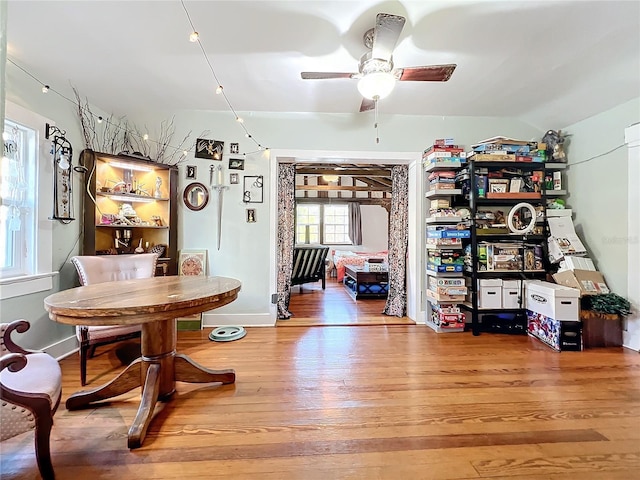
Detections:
479,279,502,309
524,280,579,321
502,280,522,309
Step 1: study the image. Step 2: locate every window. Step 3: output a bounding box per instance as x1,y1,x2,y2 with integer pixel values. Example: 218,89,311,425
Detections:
0,102,54,299
296,204,350,245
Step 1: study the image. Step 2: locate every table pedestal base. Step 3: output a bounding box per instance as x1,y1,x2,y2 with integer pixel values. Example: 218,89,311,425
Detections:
65,319,235,448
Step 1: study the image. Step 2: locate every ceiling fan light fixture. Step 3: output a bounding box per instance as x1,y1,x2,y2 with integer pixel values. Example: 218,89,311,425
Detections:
357,72,396,100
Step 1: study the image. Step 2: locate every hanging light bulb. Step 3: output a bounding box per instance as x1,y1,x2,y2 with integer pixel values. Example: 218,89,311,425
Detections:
236,117,244,124
143,134,149,141
215,85,223,94
58,153,70,170
97,116,103,123
183,150,188,156
42,85,50,93
189,31,199,42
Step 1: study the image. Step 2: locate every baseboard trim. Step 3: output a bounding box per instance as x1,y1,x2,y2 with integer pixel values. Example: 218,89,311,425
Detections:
45,335,78,361
202,312,274,327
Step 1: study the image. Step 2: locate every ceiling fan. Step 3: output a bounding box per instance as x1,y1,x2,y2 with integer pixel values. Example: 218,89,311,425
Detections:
301,13,456,112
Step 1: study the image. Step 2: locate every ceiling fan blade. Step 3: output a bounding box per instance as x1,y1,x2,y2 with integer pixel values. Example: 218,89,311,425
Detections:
371,13,406,62
397,64,457,82
301,72,357,80
359,97,376,112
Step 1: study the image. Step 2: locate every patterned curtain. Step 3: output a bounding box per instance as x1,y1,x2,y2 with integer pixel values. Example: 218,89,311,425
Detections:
276,164,296,319
348,202,362,246
383,165,408,317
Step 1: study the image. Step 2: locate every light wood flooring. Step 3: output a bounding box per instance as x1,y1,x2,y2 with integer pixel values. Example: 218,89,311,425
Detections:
2,326,640,479
282,274,414,326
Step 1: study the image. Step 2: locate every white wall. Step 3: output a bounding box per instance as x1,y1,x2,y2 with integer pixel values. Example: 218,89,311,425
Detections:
562,98,640,351
562,98,640,297
624,122,640,351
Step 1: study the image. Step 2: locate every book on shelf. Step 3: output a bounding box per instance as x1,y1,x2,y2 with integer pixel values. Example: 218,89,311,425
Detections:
433,138,456,147
473,143,532,154
471,153,517,161
471,136,535,148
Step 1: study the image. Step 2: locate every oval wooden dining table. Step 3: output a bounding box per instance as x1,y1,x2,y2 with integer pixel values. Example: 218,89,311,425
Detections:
44,275,241,449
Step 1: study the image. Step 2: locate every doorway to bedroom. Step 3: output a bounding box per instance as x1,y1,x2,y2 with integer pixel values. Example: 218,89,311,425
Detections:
269,150,421,327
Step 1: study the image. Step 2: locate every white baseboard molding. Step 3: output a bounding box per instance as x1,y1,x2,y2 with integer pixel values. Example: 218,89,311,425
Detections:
202,312,275,327
45,335,78,361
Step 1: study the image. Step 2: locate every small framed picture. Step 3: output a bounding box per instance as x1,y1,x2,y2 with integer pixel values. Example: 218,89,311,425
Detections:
186,165,197,179
246,208,256,223
230,173,239,184
229,158,245,170
230,143,239,154
243,175,263,203
488,179,509,193
178,249,207,276
195,138,224,160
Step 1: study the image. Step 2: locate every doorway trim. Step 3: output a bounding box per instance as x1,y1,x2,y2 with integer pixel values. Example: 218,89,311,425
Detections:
268,149,423,324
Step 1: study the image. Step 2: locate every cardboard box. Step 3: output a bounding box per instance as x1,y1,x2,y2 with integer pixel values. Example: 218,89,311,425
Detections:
527,310,582,351
552,269,610,296
524,280,579,321
502,280,522,309
479,279,502,309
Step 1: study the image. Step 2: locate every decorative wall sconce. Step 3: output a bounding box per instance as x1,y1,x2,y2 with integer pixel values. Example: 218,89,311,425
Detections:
45,123,76,223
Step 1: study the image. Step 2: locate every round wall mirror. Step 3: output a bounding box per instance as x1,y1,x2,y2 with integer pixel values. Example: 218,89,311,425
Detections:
183,182,209,211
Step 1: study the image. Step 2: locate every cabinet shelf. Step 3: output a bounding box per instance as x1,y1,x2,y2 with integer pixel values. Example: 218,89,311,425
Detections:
465,158,554,336
96,224,169,229
425,317,465,333
543,189,567,196
425,216,462,224
476,197,543,205
544,162,567,170
81,149,178,275
97,191,170,202
475,233,546,241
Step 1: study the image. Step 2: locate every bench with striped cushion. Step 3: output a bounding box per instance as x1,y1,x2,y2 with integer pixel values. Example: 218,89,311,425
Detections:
291,246,330,290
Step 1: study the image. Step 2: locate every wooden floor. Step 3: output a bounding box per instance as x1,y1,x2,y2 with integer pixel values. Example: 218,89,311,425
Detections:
2,326,640,479
283,274,414,326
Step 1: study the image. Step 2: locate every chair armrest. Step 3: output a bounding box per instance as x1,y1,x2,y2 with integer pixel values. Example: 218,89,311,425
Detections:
1,352,27,373
2,320,37,355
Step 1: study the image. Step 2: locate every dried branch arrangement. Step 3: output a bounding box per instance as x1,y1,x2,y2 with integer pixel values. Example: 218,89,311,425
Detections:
72,87,206,166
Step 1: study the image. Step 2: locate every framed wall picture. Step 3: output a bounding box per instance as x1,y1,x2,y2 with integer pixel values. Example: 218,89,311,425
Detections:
230,142,239,154
246,208,256,223
195,138,224,160
178,249,207,276
228,157,245,170
230,173,239,184
488,179,509,193
243,175,263,203
186,165,197,179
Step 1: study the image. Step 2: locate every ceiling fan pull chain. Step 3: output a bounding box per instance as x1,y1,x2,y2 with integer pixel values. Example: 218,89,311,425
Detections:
374,97,380,144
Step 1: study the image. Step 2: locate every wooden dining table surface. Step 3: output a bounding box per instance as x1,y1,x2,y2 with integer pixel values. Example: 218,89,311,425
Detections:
44,275,242,449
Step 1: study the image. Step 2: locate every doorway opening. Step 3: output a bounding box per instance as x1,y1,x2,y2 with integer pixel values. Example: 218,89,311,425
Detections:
268,149,422,327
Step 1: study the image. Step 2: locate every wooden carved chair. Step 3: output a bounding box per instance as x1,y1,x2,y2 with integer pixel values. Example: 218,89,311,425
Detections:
70,253,158,386
1,320,62,480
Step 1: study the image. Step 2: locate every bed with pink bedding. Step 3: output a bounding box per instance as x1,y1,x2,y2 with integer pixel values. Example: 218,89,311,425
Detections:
332,250,388,282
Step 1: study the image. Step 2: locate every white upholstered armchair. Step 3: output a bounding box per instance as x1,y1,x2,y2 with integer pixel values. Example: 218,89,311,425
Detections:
1,320,62,480
70,253,158,386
